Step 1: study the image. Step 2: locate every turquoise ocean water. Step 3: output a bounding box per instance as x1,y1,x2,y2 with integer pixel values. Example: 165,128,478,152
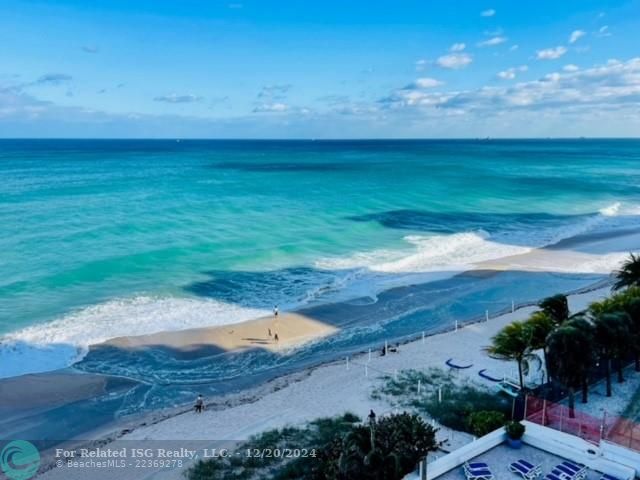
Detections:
2,139,640,434
2,139,640,371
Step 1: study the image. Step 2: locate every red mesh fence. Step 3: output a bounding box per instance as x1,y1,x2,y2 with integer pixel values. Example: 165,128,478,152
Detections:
525,395,640,450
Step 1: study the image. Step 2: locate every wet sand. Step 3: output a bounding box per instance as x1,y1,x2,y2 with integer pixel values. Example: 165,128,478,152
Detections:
104,311,338,355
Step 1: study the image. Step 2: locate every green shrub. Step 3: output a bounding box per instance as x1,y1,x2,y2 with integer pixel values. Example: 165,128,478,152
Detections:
372,367,511,434
505,421,526,440
468,410,506,437
187,412,438,480
414,383,511,433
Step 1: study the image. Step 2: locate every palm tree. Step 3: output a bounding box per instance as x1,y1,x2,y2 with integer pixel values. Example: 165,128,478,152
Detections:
624,298,640,371
565,317,595,403
614,253,640,290
526,311,556,383
337,413,438,480
593,312,631,396
487,321,534,389
539,294,570,323
546,323,593,416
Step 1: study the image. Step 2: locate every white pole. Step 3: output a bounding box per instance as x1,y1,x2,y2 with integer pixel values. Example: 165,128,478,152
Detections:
485,309,489,322
385,340,388,352
418,379,422,394
365,364,368,378
368,348,372,362
346,356,350,370
455,320,458,332
438,387,442,403
511,300,515,313
422,331,425,344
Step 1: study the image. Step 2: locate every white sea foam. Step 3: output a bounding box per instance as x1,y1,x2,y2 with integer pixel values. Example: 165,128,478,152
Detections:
600,202,622,216
312,201,640,301
0,297,269,379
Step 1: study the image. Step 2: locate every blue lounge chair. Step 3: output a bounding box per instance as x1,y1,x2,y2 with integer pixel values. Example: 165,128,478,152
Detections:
519,460,542,474
465,462,490,471
478,369,502,382
554,465,577,480
509,459,542,479
465,468,494,480
558,461,587,480
600,474,621,480
447,358,474,369
463,462,494,480
562,461,584,471
544,473,564,480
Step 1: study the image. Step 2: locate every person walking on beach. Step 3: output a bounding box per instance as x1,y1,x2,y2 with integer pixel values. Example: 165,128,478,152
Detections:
368,409,376,425
194,394,205,413
274,305,279,318
268,328,272,337
274,332,279,343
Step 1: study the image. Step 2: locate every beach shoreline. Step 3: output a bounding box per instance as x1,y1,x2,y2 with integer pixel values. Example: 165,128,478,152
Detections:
4,225,638,480
33,283,615,480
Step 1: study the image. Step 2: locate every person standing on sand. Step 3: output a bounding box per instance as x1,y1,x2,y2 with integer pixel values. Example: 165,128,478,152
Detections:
274,333,279,343
268,328,272,337
274,305,279,318
194,394,205,413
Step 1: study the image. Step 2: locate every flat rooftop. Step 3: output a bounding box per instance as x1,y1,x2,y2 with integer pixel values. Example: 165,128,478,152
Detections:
435,444,604,480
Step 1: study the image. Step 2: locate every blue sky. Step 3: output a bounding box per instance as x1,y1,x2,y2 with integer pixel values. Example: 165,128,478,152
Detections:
1,0,639,138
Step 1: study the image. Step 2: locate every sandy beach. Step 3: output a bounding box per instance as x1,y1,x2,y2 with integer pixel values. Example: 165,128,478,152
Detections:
104,311,338,355
34,285,612,480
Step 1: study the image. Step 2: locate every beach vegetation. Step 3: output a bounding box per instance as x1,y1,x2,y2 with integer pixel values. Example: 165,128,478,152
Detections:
525,311,556,380
372,368,512,433
326,412,438,480
546,321,594,415
187,411,437,480
489,281,640,404
468,410,506,437
613,253,640,291
539,294,570,323
486,321,536,389
593,311,632,394
417,383,511,433
504,421,525,440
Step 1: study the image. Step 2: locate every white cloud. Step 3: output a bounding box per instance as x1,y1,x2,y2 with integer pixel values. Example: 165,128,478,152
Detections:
497,69,516,80
478,36,507,47
381,57,640,115
563,64,579,72
253,103,288,113
510,45,519,52
536,46,568,60
415,59,427,71
481,9,496,17
450,43,466,52
413,78,444,88
436,53,472,69
497,65,528,80
569,30,586,44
